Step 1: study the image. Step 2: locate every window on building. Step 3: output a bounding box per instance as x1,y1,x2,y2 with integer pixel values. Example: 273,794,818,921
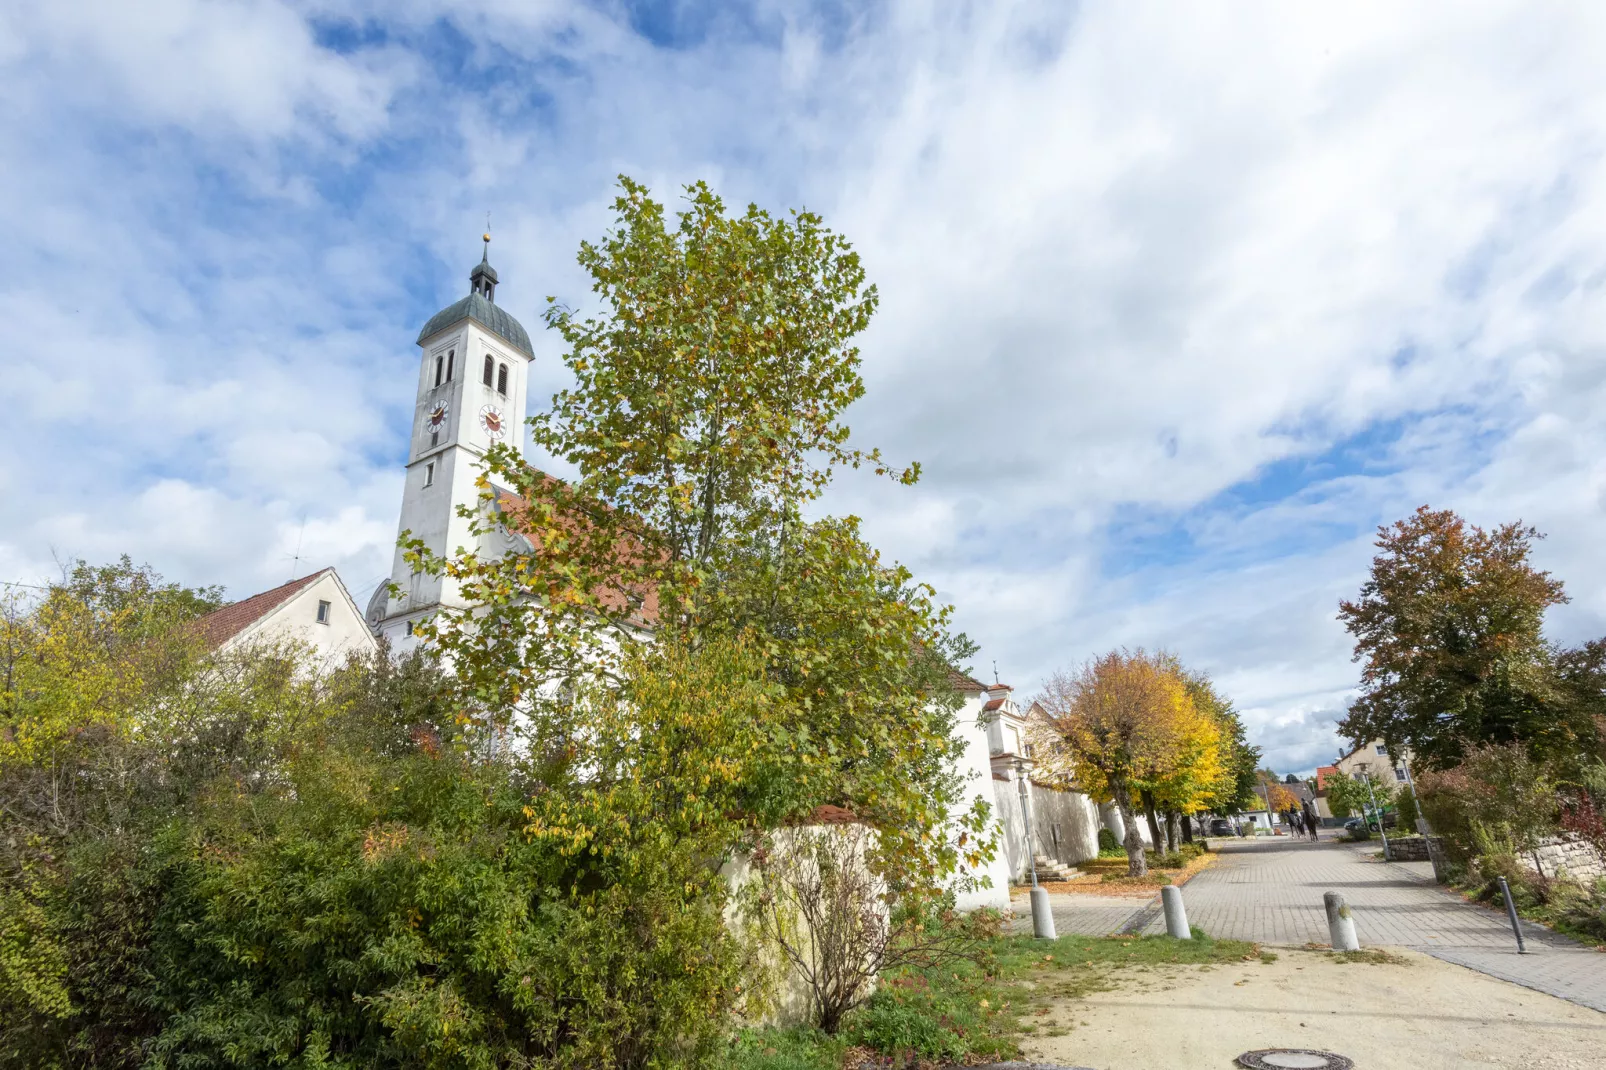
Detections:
434,355,443,387
483,355,494,386
1395,766,1407,781
430,431,438,447
316,599,331,625
445,350,455,381
406,620,415,636
1375,744,1388,756
425,462,435,487
497,363,508,395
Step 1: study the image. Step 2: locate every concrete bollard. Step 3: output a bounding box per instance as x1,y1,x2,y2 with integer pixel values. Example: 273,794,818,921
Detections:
1030,885,1057,939
1324,891,1360,951
1161,884,1191,939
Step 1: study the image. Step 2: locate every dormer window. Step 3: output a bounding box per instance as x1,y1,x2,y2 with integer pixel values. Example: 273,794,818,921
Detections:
483,355,494,386
497,363,508,395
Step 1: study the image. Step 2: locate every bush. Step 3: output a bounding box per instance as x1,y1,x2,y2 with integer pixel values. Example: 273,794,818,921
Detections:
1416,743,1559,866
1347,826,1372,842
1096,828,1121,854
1395,788,1421,834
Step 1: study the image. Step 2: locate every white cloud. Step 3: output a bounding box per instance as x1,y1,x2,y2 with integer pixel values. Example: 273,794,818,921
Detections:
6,0,408,140
2,1,1603,775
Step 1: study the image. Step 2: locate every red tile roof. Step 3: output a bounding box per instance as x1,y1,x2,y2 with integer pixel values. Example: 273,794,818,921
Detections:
982,698,1007,712
197,569,329,649
806,804,861,825
948,669,990,692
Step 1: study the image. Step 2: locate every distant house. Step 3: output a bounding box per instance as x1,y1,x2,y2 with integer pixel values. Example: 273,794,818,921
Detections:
1335,739,1414,792
1309,742,1415,820
197,568,377,666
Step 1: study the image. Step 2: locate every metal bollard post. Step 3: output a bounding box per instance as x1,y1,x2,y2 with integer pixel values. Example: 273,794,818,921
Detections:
1323,891,1360,951
1497,877,1529,954
1029,885,1057,939
1161,884,1191,939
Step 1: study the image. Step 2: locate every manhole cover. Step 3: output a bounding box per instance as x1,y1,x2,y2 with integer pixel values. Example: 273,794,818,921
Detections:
1236,1051,1354,1070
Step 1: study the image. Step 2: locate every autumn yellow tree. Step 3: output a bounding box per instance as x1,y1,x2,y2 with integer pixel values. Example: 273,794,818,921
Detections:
1029,650,1198,876
1142,698,1225,853
1262,779,1300,815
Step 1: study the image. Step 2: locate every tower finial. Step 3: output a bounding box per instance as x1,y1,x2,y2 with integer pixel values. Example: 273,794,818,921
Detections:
470,218,499,301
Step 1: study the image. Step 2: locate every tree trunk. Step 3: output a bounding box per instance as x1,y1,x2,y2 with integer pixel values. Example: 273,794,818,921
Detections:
1141,789,1162,850
1181,812,1195,844
1166,810,1181,855
1113,778,1147,877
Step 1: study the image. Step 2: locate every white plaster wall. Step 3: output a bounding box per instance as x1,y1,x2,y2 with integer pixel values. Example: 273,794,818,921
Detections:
723,824,888,1028
992,773,1110,882
229,571,377,667
950,689,1014,911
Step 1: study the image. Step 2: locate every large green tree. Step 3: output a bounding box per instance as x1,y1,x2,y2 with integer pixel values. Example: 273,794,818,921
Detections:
411,176,990,897
1337,506,1583,769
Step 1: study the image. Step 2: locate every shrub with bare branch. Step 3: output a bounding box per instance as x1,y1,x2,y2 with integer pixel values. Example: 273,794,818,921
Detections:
743,824,996,1033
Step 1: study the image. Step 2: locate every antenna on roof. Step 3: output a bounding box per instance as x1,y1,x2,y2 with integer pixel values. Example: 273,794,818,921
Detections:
287,515,306,581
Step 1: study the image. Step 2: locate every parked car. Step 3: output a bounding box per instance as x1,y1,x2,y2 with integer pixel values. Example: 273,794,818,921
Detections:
1344,812,1398,833
1208,818,1236,836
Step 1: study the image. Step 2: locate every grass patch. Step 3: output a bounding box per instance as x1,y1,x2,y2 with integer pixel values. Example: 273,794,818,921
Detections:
1328,948,1410,965
729,930,1267,1069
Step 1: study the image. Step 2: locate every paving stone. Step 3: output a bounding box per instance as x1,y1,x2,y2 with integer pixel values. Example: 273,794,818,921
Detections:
1009,837,1606,1012
1009,891,1147,937
1138,836,1606,1013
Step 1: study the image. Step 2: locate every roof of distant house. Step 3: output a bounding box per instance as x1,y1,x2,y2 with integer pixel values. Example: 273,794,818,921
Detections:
197,569,331,649
948,669,990,692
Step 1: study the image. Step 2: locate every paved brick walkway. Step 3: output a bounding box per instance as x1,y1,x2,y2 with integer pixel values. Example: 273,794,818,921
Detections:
1013,835,1606,1013
1009,892,1148,937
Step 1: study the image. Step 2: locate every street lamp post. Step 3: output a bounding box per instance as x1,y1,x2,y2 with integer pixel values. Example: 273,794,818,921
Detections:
1363,773,1390,856
1017,759,1055,939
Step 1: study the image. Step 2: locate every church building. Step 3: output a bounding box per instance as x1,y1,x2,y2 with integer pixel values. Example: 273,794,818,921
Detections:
201,237,1095,909
366,235,537,649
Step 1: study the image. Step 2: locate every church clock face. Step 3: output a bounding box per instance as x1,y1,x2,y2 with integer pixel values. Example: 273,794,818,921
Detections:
425,400,450,434
479,404,505,439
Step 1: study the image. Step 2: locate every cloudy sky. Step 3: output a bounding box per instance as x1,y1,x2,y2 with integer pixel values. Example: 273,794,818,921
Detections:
4,1,1604,773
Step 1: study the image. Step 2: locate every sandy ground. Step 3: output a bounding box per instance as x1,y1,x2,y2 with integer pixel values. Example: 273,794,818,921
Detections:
1019,946,1606,1070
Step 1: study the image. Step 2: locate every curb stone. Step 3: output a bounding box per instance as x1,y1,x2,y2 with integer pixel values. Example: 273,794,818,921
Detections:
960,1064,1097,1069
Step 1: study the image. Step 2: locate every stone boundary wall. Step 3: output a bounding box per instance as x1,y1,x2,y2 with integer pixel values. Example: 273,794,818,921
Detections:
1523,834,1606,883
1384,836,1431,862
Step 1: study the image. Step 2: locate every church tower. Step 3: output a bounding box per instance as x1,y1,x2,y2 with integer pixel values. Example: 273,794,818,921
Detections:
369,235,535,647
